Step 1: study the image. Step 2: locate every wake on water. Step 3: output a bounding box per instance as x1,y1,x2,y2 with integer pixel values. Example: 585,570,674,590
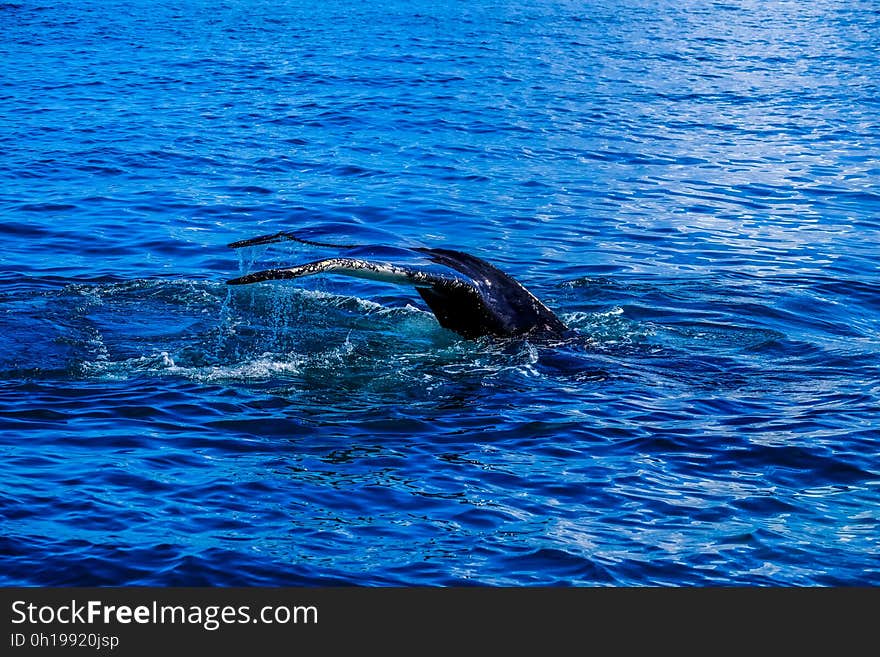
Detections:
0,265,784,401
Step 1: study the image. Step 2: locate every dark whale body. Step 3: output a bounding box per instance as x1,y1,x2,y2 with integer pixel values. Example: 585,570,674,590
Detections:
227,230,567,340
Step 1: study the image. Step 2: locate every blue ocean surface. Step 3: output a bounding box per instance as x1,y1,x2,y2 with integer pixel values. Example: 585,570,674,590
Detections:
1,0,878,586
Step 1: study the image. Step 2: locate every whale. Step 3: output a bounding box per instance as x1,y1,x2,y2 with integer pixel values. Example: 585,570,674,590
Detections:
227,230,568,340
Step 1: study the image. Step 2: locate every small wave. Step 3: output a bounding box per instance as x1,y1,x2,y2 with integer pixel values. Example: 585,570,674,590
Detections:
78,351,306,383
657,323,785,351
213,185,274,195
18,202,77,212
78,352,178,380
563,307,655,348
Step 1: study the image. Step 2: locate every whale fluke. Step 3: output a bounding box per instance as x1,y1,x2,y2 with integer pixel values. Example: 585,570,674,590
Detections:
227,231,567,340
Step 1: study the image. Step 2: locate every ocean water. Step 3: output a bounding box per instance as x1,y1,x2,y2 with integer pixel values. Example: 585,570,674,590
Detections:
1,0,878,586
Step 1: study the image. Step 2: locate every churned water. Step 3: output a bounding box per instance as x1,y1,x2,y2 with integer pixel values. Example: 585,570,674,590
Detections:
1,0,878,586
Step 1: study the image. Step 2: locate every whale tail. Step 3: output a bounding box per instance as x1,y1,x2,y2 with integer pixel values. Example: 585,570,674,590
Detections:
227,231,567,339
